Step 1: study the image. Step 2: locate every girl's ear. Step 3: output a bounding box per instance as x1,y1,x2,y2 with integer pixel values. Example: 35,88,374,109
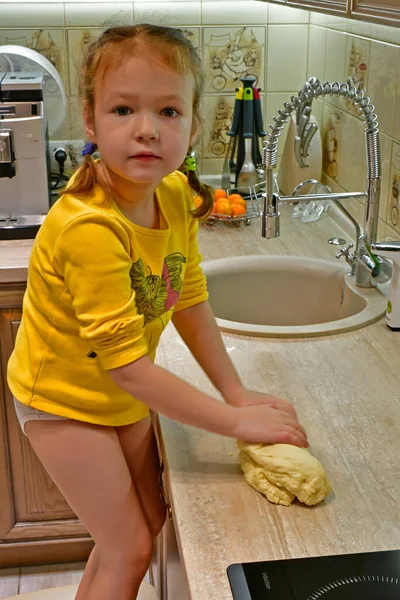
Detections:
83,101,97,143
189,117,200,147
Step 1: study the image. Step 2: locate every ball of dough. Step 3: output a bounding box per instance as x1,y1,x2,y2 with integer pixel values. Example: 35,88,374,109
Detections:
237,441,331,506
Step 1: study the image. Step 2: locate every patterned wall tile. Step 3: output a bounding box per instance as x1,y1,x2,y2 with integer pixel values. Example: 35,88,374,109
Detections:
203,26,265,93
389,141,400,233
344,35,370,116
392,50,400,143
178,27,200,50
322,104,342,182
379,134,394,222
67,28,103,95
202,94,234,159
0,29,67,92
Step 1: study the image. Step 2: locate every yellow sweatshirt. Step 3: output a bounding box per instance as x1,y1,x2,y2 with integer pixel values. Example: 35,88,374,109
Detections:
7,170,208,425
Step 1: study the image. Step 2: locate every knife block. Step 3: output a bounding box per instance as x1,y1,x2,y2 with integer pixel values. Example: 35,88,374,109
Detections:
277,115,322,195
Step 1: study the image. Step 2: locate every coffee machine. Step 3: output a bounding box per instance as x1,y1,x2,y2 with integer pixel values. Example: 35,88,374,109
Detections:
0,71,50,239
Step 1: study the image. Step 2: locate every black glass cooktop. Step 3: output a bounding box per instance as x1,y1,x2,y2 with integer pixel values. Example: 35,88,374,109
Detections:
227,549,400,599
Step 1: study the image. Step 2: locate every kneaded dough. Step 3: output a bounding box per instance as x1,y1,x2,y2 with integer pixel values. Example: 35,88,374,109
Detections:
237,441,331,506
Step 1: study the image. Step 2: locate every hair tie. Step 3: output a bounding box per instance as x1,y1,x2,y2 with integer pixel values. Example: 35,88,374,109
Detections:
82,142,97,157
184,153,197,172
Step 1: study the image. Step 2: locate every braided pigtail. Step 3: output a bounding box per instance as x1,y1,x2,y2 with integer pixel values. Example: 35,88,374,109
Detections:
182,152,214,220
64,143,98,196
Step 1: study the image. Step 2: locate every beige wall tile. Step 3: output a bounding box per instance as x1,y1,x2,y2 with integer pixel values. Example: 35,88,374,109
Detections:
370,23,400,46
69,94,86,143
367,41,398,138
203,26,266,93
268,4,309,24
384,223,400,241
134,1,201,26
345,20,374,39
335,111,366,193
265,92,299,156
202,1,267,26
201,158,224,177
312,98,324,130
324,30,347,111
309,12,348,31
65,2,133,28
0,3,64,27
307,25,326,83
49,96,71,141
325,30,347,85
267,25,308,93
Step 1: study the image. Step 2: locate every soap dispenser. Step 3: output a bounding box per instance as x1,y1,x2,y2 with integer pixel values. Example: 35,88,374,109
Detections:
371,242,400,331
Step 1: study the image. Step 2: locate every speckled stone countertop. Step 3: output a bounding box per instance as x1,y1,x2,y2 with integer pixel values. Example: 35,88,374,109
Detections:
155,208,400,599
1,206,400,600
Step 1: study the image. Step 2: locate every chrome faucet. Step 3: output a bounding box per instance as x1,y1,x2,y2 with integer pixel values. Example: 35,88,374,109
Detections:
261,77,390,288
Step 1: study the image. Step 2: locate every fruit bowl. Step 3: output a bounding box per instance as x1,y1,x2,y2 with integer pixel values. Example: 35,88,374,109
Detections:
208,186,262,226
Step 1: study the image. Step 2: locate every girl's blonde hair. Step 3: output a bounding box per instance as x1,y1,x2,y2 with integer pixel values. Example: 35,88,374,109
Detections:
65,25,213,219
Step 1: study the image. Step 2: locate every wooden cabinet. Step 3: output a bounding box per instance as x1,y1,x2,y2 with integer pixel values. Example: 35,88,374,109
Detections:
0,284,93,567
351,0,400,25
286,0,347,16
267,0,400,25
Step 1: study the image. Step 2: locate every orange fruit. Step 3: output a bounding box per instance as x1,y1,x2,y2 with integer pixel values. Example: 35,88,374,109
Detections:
215,200,233,216
231,204,247,217
213,201,219,214
232,197,247,209
227,193,244,205
214,188,227,201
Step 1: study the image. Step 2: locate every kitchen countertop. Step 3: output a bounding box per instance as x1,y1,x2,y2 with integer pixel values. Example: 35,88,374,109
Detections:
1,206,400,599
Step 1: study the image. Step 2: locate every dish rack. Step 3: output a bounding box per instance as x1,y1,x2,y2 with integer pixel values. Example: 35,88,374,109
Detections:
207,181,266,226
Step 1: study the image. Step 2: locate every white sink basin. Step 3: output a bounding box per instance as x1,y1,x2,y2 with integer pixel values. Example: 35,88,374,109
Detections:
204,255,387,337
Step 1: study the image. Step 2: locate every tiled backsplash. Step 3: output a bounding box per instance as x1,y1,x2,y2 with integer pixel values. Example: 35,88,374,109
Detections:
0,0,399,239
307,12,400,242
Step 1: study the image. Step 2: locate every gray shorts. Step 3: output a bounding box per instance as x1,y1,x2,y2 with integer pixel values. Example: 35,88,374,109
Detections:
13,397,68,436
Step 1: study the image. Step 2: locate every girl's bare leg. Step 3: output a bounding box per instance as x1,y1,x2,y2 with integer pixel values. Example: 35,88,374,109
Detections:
116,415,167,539
26,419,153,600
76,415,166,597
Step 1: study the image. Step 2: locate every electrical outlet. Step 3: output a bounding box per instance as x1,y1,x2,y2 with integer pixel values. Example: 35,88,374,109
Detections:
49,140,85,177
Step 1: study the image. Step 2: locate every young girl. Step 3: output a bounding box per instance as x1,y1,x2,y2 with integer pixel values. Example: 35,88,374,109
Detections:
7,25,308,600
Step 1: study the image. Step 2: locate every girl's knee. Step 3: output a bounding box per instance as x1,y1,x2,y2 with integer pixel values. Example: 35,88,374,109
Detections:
100,523,153,574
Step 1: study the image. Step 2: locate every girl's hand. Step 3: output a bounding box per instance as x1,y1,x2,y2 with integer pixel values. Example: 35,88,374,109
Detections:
227,387,298,419
232,403,309,448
